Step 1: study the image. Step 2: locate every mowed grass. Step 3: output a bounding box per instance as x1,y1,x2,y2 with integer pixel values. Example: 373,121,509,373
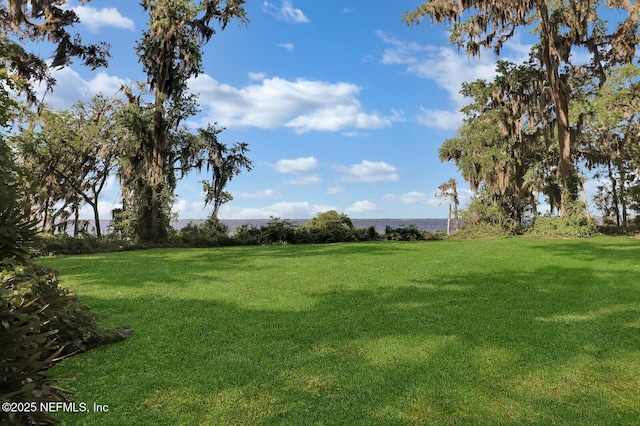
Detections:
37,236,640,425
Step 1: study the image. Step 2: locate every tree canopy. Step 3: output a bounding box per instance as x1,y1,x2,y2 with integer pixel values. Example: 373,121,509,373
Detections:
404,0,640,216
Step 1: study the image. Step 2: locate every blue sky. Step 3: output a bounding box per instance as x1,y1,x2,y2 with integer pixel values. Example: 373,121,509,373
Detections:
34,0,554,220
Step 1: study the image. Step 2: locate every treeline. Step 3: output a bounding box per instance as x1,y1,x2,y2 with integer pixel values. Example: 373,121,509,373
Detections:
8,94,252,242
439,60,640,236
29,211,447,256
405,0,640,236
1,2,249,423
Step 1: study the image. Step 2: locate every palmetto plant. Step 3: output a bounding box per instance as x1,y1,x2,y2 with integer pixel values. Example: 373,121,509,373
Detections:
1,264,74,426
0,203,38,265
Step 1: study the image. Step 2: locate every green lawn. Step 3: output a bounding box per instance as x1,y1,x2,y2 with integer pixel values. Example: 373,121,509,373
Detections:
38,237,640,425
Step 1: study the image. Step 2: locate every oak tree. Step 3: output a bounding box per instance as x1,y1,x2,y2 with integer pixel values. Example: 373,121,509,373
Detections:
132,0,247,242
404,0,640,216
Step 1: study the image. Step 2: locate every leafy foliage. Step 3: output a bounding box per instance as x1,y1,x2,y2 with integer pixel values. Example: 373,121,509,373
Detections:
527,202,598,238
238,218,298,245
0,270,73,426
303,210,354,231
384,225,430,241
126,0,248,243
172,218,233,247
405,0,640,215
198,125,252,220
0,0,110,103
0,204,38,265
11,97,119,238
1,260,132,425
298,210,359,243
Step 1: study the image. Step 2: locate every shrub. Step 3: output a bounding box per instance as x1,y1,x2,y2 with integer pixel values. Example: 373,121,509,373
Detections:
432,229,448,240
0,203,38,264
1,269,73,426
527,202,598,238
249,218,298,245
528,216,598,238
303,210,355,232
4,261,132,356
1,260,132,424
172,219,233,248
353,226,380,242
232,224,260,246
30,233,102,256
299,211,358,243
451,223,511,239
384,225,428,241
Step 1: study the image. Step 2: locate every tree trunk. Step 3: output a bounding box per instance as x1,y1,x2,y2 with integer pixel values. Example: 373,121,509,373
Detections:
607,162,620,227
73,204,79,237
453,204,459,232
91,200,102,238
42,198,49,234
537,2,578,217
619,166,627,230
146,106,167,243
447,203,452,236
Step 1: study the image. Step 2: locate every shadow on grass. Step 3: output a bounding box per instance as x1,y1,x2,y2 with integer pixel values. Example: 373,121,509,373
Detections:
39,243,416,289
526,236,640,264
51,261,640,425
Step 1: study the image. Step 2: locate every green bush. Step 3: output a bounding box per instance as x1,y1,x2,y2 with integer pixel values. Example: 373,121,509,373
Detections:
384,225,428,241
1,267,73,426
527,202,598,238
353,226,380,242
4,261,132,356
450,223,511,239
432,229,448,240
298,211,359,243
232,224,260,246
528,216,598,238
0,203,38,264
302,210,354,232
172,219,233,248
258,218,298,244
233,218,298,245
29,233,161,257
1,260,132,424
29,233,102,256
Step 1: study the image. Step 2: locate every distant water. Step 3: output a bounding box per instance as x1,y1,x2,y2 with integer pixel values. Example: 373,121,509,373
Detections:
74,218,451,236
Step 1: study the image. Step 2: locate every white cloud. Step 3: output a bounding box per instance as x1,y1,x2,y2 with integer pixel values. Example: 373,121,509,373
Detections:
384,191,431,205
72,6,135,32
279,43,295,51
327,186,346,195
235,189,283,199
286,105,393,133
286,175,322,185
263,0,309,23
383,187,473,211
334,160,401,183
220,202,333,219
172,199,208,218
248,72,266,80
274,156,318,174
37,68,127,110
416,107,464,131
78,201,122,221
346,200,382,214
378,31,530,130
188,74,397,132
